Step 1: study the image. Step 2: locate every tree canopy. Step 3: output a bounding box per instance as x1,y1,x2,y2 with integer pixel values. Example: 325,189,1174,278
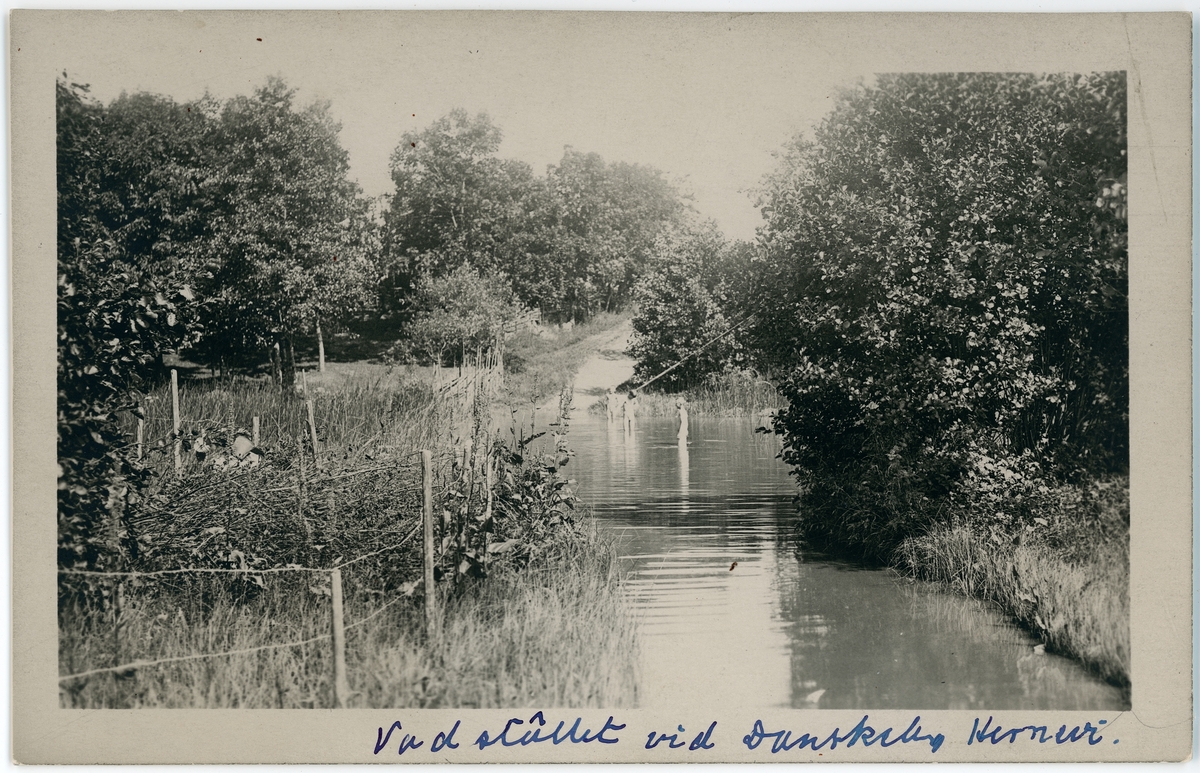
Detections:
382,115,686,323
192,78,378,376
750,72,1127,557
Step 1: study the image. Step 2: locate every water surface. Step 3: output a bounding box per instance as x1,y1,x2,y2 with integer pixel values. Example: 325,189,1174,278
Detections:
568,414,1128,711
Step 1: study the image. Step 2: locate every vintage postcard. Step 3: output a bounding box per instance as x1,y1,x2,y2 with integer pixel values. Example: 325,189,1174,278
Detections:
11,10,1192,763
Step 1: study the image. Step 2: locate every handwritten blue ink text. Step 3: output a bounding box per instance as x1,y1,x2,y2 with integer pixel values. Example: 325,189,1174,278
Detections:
743,715,944,754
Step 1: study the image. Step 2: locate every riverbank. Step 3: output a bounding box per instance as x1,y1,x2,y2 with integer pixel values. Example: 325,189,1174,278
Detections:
893,476,1130,692
61,319,641,708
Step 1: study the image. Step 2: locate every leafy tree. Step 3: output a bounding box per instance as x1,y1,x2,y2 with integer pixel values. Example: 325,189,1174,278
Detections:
382,110,536,312
629,223,751,390
752,72,1127,558
383,116,685,324
190,78,377,381
56,78,197,568
407,264,526,365
534,149,685,321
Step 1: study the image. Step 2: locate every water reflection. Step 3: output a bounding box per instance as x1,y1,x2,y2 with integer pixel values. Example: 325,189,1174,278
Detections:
570,415,1128,711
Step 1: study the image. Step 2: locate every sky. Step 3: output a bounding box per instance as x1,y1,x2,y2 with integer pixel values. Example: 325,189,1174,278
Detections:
51,12,884,241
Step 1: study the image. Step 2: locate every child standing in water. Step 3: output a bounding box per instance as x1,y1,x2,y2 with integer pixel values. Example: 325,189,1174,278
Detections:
605,388,619,423
676,398,689,444
623,390,639,433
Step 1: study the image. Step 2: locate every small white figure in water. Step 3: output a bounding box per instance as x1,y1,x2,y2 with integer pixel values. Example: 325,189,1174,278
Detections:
605,388,619,423
623,390,639,434
676,398,689,444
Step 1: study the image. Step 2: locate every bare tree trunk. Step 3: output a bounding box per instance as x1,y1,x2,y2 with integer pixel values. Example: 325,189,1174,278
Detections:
316,318,326,373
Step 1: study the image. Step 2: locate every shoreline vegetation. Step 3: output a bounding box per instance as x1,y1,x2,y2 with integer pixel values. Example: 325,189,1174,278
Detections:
625,72,1129,693
61,518,637,709
59,316,641,708
602,370,783,419
895,493,1129,691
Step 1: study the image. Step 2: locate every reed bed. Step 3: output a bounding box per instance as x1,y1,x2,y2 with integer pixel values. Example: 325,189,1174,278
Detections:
593,370,783,418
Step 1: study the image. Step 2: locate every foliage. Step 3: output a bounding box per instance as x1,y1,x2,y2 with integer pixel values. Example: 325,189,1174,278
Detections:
629,223,752,390
751,72,1127,558
189,78,378,377
525,149,686,321
382,110,536,313
56,77,198,569
406,265,525,364
383,114,685,324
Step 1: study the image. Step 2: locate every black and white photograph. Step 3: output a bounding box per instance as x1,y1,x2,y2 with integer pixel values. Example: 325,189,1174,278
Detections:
11,9,1192,763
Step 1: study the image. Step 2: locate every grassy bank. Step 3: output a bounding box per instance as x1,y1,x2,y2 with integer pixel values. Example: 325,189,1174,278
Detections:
60,522,638,708
893,476,1129,691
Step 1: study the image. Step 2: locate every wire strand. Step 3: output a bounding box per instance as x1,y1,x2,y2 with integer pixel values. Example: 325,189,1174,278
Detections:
58,633,332,682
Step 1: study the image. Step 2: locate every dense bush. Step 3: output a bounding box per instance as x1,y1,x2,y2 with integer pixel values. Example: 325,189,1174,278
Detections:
751,72,1127,559
406,265,525,365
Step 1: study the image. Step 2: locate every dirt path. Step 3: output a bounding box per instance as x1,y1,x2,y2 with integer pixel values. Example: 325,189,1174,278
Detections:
564,319,636,412
514,319,635,432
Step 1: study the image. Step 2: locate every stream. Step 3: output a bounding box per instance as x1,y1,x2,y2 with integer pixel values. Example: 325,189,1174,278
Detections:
566,412,1129,711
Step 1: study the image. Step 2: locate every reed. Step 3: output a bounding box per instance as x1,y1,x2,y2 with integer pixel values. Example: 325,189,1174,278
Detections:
594,370,782,418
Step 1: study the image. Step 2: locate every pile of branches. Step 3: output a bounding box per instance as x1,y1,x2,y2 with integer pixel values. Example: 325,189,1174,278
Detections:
123,444,432,598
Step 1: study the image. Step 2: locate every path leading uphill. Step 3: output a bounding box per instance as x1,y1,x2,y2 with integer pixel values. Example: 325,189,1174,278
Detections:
563,319,636,415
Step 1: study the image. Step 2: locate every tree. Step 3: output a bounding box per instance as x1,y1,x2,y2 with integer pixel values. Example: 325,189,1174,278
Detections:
752,72,1127,557
56,77,197,568
382,110,536,313
383,116,686,324
629,223,751,389
534,148,685,321
407,265,525,366
190,78,377,382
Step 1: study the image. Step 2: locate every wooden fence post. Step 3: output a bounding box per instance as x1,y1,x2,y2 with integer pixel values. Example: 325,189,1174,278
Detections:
171,369,182,473
421,450,436,636
329,568,349,709
252,416,260,448
317,318,326,373
306,399,323,472
273,342,283,391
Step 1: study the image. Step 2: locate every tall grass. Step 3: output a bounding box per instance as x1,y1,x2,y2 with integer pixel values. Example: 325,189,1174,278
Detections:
128,368,449,478
895,515,1129,692
60,522,638,708
593,370,782,418
68,336,641,709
